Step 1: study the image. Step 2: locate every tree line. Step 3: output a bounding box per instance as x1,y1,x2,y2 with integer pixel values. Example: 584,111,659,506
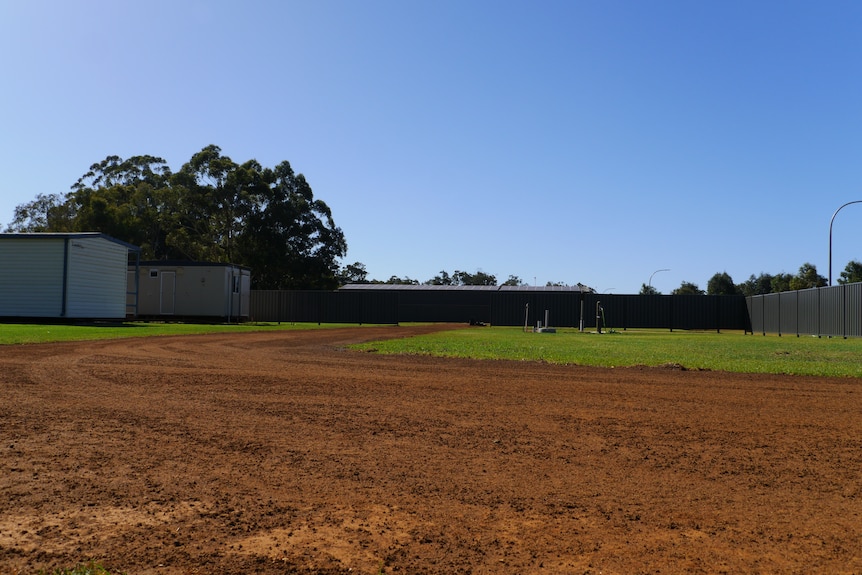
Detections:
340,265,527,287
344,261,862,296
8,147,861,294
640,261,862,296
6,146,346,289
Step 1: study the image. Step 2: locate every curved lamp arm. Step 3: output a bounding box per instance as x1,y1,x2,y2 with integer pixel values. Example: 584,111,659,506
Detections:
829,200,862,286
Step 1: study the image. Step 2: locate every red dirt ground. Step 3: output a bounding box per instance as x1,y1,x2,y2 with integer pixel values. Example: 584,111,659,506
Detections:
1,325,860,574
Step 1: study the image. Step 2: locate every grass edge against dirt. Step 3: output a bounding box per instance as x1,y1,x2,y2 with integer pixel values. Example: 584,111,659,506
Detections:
351,326,862,378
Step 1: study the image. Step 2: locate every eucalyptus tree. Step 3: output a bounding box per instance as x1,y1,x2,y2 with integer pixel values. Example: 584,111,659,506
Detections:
7,145,348,289
672,281,705,295
789,263,827,290
706,272,740,295
235,159,346,289
838,260,862,285
739,273,775,296
5,193,70,232
67,155,174,258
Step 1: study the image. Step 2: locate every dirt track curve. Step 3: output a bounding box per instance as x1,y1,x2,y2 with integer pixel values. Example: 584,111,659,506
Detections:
1,325,860,574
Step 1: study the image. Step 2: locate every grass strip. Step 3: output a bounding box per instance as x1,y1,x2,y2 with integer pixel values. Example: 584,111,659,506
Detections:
0,321,371,345
352,327,862,378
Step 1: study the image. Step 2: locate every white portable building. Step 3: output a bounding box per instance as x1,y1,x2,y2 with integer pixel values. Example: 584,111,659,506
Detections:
0,233,139,319
131,261,250,321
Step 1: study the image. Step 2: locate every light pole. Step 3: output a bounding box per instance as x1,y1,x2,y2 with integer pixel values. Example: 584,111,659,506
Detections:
829,201,862,286
648,268,670,291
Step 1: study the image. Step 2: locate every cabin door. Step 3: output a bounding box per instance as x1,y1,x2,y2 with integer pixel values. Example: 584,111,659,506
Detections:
160,271,176,315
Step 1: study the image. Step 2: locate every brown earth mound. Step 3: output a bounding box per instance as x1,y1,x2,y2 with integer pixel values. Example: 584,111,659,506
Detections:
1,325,860,574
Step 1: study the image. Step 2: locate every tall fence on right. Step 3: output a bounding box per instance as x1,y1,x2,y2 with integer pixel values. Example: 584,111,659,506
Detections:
747,282,862,338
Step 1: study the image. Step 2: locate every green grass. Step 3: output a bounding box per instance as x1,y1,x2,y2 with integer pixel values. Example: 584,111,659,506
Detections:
352,327,862,378
5,321,861,378
0,321,373,345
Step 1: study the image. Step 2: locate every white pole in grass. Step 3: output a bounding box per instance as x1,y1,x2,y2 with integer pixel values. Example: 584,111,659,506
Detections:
524,303,529,333
579,299,584,332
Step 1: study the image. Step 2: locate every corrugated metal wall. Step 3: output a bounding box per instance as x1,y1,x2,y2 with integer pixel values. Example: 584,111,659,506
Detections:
491,291,583,327
397,289,492,323
0,238,66,317
250,290,399,324
747,283,862,337
65,236,130,318
251,289,751,330
0,234,135,319
845,283,862,337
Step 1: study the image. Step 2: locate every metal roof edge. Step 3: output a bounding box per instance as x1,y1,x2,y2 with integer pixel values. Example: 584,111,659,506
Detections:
0,232,141,252
138,260,251,271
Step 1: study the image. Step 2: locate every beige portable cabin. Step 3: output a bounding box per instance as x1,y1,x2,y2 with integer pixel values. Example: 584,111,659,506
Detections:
0,232,139,319
131,261,250,321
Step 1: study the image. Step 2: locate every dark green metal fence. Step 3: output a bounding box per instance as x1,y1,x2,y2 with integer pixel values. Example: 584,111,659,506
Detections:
251,288,751,331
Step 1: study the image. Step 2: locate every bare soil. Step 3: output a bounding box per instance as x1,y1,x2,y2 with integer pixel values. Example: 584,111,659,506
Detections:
1,325,860,574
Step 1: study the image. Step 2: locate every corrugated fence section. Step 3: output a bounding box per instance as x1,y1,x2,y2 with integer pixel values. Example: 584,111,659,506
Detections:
747,282,862,337
251,290,399,324
250,288,753,331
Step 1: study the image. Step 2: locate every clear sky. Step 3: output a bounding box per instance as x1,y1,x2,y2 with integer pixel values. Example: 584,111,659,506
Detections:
2,1,861,294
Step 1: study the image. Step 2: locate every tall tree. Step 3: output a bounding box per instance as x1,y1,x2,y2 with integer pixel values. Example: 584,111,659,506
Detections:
5,193,71,232
770,273,793,293
339,262,369,285
707,272,739,295
739,273,774,297
789,263,827,290
453,270,496,286
639,283,660,295
672,281,704,295
7,146,348,289
65,155,173,258
385,275,419,285
168,146,250,262
236,159,346,289
427,270,453,285
838,260,862,285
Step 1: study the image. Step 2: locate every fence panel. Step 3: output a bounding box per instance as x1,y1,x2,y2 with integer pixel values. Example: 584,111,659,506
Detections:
778,291,797,336
796,289,820,336
672,295,717,330
748,282,862,337
251,289,751,331
845,283,862,338
719,295,752,331
491,292,570,327
762,293,782,335
397,289,491,323
582,294,671,330
817,286,843,337
249,290,399,324
746,296,759,333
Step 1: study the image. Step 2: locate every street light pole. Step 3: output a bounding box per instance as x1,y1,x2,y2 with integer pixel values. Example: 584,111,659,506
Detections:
648,268,670,291
829,201,862,286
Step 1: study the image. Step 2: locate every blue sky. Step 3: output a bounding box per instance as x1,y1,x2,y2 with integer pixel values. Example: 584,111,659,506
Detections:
2,1,861,294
